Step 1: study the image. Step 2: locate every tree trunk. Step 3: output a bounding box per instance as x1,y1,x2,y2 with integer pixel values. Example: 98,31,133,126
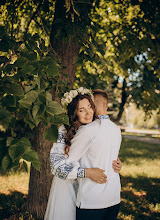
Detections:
25,124,53,219
50,0,81,87
112,79,128,123
25,1,91,218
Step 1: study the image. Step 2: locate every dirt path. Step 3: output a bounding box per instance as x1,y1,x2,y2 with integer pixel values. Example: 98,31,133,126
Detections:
123,135,160,145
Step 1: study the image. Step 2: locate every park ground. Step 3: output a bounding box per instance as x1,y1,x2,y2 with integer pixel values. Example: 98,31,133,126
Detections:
0,136,160,220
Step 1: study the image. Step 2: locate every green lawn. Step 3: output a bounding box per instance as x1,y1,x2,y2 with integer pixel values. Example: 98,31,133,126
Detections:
0,138,160,219
118,138,160,220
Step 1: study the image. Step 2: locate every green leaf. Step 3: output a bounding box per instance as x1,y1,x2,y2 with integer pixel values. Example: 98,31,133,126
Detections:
2,95,16,107
9,144,25,161
21,64,36,74
19,90,38,109
44,125,58,142
32,105,40,119
2,155,11,170
38,93,46,104
8,137,32,162
40,77,46,91
0,106,11,123
11,158,21,168
6,137,14,147
51,114,69,125
6,83,24,98
18,99,32,109
22,148,39,162
18,137,32,148
25,85,35,93
11,130,17,137
32,161,40,171
24,117,35,130
38,104,45,116
9,117,16,129
46,60,59,77
14,57,28,67
46,91,52,102
46,101,64,116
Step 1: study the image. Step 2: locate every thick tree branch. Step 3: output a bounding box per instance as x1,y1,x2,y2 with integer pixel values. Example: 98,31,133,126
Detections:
112,78,128,123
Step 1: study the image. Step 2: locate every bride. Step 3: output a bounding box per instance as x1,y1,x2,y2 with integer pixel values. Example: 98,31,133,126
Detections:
44,88,122,220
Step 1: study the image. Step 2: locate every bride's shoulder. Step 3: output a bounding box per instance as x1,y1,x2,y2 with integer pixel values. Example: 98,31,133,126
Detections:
58,124,66,133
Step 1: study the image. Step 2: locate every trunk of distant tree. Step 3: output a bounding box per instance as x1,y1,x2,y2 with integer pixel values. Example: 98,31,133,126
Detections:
25,0,90,219
112,78,128,123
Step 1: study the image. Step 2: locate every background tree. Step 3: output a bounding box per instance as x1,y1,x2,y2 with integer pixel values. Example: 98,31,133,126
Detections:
75,0,160,120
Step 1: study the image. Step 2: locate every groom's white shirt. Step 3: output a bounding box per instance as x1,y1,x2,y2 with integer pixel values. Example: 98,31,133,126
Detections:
66,115,121,209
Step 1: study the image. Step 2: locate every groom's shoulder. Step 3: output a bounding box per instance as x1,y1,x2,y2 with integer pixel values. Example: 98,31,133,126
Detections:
82,119,100,135
107,119,121,132
79,119,100,134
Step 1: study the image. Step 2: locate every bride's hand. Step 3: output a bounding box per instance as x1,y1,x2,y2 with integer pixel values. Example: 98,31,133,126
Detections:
85,168,107,184
112,157,122,173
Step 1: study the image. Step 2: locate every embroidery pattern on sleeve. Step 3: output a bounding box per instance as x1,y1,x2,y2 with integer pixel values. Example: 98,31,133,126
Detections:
73,179,79,196
50,153,65,166
77,167,85,178
57,132,65,144
55,163,74,180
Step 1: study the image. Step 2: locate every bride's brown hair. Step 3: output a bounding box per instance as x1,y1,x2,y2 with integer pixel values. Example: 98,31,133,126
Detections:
64,94,96,155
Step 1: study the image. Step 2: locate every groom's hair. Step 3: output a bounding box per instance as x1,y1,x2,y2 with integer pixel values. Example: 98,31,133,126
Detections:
93,89,108,102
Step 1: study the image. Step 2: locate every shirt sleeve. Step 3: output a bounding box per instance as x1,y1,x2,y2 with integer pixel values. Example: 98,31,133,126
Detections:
67,125,96,164
50,125,85,180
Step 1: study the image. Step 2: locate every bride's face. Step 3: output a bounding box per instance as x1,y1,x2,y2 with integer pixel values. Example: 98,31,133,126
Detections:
77,98,94,124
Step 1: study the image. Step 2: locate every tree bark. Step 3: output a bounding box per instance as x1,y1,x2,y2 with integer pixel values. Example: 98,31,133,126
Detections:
25,124,53,219
112,79,128,123
50,0,81,87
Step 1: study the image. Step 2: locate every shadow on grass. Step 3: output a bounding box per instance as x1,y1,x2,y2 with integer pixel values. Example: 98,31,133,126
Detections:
0,191,27,220
120,138,160,163
118,175,160,220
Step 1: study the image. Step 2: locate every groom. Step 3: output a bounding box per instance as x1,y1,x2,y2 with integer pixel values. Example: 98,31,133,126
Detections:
67,89,121,220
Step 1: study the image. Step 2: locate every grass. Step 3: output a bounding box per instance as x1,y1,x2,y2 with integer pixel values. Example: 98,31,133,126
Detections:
118,138,160,220
0,138,160,219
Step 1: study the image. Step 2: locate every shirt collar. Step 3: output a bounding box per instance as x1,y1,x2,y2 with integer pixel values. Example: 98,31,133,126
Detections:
98,115,110,120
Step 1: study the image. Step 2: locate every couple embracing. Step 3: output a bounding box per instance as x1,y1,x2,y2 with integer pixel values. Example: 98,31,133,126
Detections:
44,88,122,220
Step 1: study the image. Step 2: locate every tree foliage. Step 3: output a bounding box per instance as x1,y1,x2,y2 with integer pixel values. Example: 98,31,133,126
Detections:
0,25,69,172
75,0,160,118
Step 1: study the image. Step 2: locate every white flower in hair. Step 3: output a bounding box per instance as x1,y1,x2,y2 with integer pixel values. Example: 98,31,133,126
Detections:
64,92,69,97
66,95,72,103
77,87,84,93
69,90,78,97
83,88,90,94
61,87,93,109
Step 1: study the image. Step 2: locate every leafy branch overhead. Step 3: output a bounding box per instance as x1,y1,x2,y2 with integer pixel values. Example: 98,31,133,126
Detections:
0,28,69,172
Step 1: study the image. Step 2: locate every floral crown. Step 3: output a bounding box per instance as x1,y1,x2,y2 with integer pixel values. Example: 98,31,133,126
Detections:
61,87,94,108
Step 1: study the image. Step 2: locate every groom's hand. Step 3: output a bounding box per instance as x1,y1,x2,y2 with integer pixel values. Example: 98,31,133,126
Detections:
85,168,107,184
112,157,122,173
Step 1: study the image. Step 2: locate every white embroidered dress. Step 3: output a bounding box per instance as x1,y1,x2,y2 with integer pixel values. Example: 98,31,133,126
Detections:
44,125,85,220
